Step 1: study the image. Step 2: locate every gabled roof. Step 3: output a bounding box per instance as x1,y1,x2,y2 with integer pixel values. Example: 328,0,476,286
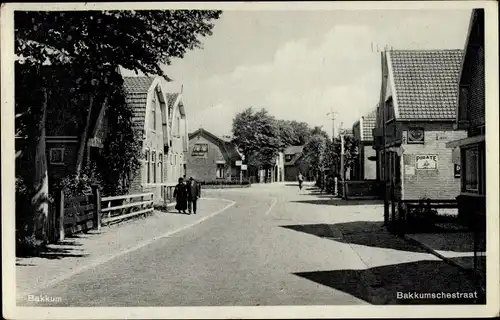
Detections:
123,76,182,138
284,145,304,166
361,108,377,141
189,128,242,161
123,77,155,93
387,49,463,121
123,77,155,134
166,93,180,107
284,145,303,155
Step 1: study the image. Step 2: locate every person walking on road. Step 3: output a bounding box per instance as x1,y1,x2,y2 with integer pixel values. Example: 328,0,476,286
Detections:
297,172,304,191
173,177,188,214
187,177,201,215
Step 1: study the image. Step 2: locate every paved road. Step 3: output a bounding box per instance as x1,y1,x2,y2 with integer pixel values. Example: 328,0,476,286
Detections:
18,183,478,306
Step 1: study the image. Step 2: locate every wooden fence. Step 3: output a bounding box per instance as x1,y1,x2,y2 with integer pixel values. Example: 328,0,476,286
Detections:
389,199,459,235
48,185,155,243
160,183,177,204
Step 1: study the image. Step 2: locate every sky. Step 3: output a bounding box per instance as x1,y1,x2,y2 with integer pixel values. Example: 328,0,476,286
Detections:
122,9,472,138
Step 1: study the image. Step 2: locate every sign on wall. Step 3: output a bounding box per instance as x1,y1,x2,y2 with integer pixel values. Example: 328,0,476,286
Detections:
415,155,438,170
235,160,242,166
454,164,461,178
192,143,208,158
241,164,248,171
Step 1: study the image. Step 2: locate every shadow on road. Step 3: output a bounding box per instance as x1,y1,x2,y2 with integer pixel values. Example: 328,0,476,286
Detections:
294,259,485,305
290,199,384,206
281,222,429,253
17,245,89,260
16,238,89,260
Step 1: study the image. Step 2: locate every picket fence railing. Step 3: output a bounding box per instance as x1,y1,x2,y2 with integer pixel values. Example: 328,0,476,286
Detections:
101,192,154,225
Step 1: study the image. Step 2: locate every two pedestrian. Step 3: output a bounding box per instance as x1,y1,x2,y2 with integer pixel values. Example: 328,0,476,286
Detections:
187,177,201,214
173,177,188,214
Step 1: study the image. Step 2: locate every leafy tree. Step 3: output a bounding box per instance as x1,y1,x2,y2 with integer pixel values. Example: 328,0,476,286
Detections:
277,120,311,148
232,107,281,176
15,10,222,244
302,133,328,182
332,134,359,177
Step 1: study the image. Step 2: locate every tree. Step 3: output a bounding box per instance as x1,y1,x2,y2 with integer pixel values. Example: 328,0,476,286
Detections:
302,133,328,182
15,10,222,244
332,134,359,177
232,107,281,176
277,120,312,149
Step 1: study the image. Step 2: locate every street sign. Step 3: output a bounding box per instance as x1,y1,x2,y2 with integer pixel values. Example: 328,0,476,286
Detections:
235,160,242,166
241,164,247,170
415,155,438,170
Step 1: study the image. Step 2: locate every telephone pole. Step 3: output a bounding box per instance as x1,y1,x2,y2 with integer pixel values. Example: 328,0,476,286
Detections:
326,110,338,142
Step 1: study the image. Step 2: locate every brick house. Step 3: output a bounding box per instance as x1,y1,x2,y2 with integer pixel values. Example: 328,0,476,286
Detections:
372,49,467,205
283,145,310,181
446,9,485,227
124,76,188,202
186,128,243,182
352,108,377,180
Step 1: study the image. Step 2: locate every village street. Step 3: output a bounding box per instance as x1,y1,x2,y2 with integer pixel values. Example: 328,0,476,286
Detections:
17,183,479,307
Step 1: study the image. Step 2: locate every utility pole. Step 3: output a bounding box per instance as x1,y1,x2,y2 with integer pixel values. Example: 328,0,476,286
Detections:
326,110,338,143
327,110,338,194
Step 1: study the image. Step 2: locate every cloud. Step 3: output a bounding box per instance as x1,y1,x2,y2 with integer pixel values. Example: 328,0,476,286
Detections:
204,24,381,136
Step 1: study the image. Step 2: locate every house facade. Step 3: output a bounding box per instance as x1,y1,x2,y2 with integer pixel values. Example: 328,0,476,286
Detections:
372,49,467,205
15,65,110,188
446,9,485,227
352,108,377,180
257,153,285,183
124,76,188,202
284,145,310,181
186,128,243,182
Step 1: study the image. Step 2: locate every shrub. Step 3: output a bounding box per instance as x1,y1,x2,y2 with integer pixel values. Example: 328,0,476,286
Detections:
58,164,101,198
403,198,439,232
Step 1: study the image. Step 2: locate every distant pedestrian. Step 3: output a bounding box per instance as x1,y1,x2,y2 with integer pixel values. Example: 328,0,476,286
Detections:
297,172,304,191
173,177,188,214
187,177,201,215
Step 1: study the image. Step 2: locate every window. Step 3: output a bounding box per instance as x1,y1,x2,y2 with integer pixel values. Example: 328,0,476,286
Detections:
49,148,64,164
159,153,163,183
462,147,479,193
192,143,209,157
150,97,157,130
152,151,156,183
216,164,225,179
145,150,150,183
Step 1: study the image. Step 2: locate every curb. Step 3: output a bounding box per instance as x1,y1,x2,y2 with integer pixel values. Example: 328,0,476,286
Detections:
402,234,486,295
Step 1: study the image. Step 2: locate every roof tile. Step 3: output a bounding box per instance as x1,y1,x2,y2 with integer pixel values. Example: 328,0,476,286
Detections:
388,49,463,120
361,108,377,141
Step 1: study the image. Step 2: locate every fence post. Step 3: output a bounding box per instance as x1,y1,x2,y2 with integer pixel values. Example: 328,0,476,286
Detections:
91,185,101,232
54,188,65,242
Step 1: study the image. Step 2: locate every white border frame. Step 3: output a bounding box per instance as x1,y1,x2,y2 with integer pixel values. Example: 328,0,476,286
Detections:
2,2,499,319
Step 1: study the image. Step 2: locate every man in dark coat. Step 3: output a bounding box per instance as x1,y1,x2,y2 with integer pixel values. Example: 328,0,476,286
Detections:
173,177,188,214
187,177,201,214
